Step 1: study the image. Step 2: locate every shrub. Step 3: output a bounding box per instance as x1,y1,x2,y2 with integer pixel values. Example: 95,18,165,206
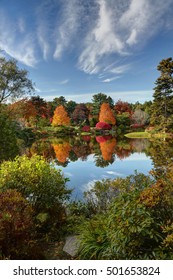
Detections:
95,135,112,143
0,155,71,237
95,122,111,130
0,189,34,259
78,172,173,259
82,126,90,132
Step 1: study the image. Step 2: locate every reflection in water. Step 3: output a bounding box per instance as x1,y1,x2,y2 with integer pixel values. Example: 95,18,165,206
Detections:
25,135,154,167
52,142,71,163
20,135,173,198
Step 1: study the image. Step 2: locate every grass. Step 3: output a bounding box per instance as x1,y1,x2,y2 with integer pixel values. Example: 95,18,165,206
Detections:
125,131,171,139
125,132,151,138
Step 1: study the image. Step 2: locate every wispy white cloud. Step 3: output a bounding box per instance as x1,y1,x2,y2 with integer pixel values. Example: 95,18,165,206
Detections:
53,0,81,59
78,0,173,75
0,9,37,67
102,77,119,83
18,17,25,33
106,171,124,176
1,0,173,76
59,79,69,85
78,0,126,74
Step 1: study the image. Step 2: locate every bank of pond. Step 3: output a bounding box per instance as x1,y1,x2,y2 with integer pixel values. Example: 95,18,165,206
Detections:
0,131,173,260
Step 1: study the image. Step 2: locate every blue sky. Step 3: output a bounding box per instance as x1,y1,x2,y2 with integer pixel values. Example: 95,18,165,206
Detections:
1,0,173,103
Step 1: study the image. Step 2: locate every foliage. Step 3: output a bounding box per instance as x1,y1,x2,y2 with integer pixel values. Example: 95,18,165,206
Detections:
95,122,112,130
91,93,114,116
52,105,70,126
71,103,89,125
131,109,149,126
52,142,71,163
0,155,71,236
0,189,34,259
99,138,116,161
0,107,19,162
116,112,131,133
81,125,90,132
78,172,173,259
114,100,132,115
0,56,34,103
151,57,173,131
99,103,116,125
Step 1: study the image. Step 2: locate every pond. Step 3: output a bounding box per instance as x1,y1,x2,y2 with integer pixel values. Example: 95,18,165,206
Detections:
22,135,172,200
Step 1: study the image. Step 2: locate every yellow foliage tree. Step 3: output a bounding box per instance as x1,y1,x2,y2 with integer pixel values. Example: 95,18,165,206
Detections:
52,105,70,126
99,103,116,125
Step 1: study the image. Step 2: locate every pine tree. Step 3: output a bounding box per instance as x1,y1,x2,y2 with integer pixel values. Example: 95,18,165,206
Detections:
99,103,116,125
52,105,70,126
151,58,173,131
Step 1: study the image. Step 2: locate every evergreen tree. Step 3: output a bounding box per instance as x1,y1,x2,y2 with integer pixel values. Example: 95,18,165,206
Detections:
151,58,173,131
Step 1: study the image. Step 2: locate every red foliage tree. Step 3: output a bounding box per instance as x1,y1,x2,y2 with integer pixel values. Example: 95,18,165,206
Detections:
71,103,89,124
114,100,132,115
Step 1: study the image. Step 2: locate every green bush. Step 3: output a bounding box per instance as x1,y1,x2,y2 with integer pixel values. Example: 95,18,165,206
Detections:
0,155,71,237
78,172,173,259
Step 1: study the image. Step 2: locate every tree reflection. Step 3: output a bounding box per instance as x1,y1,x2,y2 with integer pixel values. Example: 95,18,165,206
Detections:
146,139,173,178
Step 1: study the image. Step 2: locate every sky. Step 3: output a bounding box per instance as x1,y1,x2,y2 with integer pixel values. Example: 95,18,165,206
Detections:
0,0,173,104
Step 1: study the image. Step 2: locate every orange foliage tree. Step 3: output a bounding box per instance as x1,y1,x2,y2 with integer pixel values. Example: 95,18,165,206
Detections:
52,142,71,163
100,138,116,161
99,103,116,125
52,105,70,126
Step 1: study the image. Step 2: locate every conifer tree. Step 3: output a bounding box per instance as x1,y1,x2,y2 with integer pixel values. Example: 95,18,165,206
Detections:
151,57,173,131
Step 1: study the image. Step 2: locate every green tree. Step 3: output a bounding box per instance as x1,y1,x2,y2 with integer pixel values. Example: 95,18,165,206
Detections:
151,57,173,131
91,93,114,117
0,107,19,161
0,56,34,103
66,100,77,117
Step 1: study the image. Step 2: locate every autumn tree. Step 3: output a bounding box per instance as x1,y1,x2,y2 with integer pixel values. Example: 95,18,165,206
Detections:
151,57,173,131
99,103,116,125
52,142,71,163
8,98,37,124
99,138,116,161
114,100,132,115
90,93,114,124
52,105,70,126
49,96,67,116
0,56,34,103
71,103,89,125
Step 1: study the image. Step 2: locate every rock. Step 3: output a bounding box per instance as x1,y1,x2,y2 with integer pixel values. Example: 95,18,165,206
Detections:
63,235,79,257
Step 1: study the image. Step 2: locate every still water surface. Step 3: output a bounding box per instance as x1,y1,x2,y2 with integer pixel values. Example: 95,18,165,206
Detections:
60,152,153,199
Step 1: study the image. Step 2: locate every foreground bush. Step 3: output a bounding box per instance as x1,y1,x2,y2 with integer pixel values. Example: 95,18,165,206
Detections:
0,155,71,237
78,172,173,259
0,189,34,259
